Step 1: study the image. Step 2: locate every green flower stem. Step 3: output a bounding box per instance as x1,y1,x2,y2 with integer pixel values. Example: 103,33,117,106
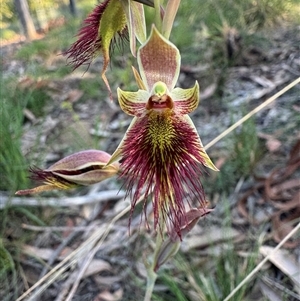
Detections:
144,214,165,301
144,267,158,301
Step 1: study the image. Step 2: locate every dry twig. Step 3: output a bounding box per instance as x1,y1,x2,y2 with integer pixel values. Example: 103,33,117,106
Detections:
0,190,125,209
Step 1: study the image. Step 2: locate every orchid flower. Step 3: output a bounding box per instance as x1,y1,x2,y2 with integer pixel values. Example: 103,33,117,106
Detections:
107,26,218,238
16,150,119,195
15,2,218,299
64,0,148,96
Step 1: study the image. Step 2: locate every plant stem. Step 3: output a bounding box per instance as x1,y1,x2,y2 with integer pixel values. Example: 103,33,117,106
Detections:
144,268,158,301
144,215,164,301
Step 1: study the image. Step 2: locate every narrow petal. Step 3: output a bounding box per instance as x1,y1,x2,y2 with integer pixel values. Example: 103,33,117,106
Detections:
172,81,200,114
119,109,210,236
132,66,147,90
117,87,149,116
169,207,213,241
162,0,180,39
138,25,180,91
184,115,219,171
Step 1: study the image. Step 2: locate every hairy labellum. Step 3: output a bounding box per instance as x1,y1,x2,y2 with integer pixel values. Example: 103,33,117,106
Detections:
107,26,218,238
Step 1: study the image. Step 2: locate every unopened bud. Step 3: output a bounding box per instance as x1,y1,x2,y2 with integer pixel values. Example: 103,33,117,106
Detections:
16,150,119,195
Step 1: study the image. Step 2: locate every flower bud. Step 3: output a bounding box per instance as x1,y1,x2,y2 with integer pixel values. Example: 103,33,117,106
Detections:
16,150,119,195
154,207,213,271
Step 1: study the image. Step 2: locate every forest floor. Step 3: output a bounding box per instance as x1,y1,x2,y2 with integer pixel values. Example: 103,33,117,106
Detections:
1,14,300,301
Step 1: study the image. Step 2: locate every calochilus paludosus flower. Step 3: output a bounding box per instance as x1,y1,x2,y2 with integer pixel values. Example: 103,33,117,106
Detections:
16,150,119,195
64,0,149,97
106,25,218,239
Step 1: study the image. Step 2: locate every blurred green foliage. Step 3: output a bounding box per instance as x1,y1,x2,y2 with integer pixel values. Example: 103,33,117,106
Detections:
205,116,262,195
0,77,30,192
152,212,259,301
1,0,64,24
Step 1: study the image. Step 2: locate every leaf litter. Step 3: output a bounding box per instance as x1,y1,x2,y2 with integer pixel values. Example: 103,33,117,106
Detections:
1,23,300,300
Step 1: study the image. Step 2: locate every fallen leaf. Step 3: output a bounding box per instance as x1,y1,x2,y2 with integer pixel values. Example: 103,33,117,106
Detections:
94,275,122,286
22,245,73,261
266,138,281,153
260,246,300,294
83,259,111,278
237,139,300,241
272,208,300,248
182,227,242,252
257,132,281,153
292,105,300,112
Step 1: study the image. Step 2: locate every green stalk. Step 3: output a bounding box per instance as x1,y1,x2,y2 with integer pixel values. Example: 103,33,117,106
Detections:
144,214,164,301
144,266,158,301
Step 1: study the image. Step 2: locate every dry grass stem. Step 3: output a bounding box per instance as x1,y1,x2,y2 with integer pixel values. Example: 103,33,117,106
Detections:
204,77,300,151
21,224,98,232
223,222,300,301
16,194,145,301
0,190,125,209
